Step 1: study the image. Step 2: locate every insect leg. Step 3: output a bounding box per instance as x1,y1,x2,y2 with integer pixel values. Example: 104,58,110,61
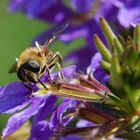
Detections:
47,68,56,84
56,61,64,80
47,52,64,80
37,79,48,90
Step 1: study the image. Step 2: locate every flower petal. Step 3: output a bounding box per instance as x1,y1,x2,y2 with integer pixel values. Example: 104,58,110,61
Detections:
118,7,140,28
25,0,56,18
59,26,88,43
0,82,31,113
95,0,118,22
29,95,57,139
33,95,57,122
116,0,140,28
2,96,45,138
87,53,109,84
29,99,79,139
77,119,95,128
67,47,94,72
131,17,140,27
87,52,102,73
70,0,94,13
29,121,54,140
4,100,31,114
37,2,73,23
8,0,28,12
49,99,79,129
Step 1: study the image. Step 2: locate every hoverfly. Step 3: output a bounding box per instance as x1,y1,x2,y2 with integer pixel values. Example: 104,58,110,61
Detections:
9,24,69,89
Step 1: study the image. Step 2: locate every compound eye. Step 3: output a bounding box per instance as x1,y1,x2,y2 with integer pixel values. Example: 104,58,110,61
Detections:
17,68,27,82
28,60,40,73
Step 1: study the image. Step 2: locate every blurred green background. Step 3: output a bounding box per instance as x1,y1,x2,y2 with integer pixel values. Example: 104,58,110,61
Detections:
0,0,83,86
0,0,47,86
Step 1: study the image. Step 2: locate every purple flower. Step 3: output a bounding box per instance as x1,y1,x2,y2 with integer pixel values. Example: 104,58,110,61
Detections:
29,99,80,139
0,82,31,113
66,47,93,72
8,0,73,23
3,96,47,137
0,65,77,138
8,0,140,73
0,59,113,139
4,1,134,139
70,0,94,13
9,0,138,76
131,17,140,27
116,0,140,28
77,119,95,127
87,52,109,84
9,0,139,28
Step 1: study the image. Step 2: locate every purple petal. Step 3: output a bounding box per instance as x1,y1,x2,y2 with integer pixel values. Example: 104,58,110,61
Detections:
118,7,140,28
29,121,54,140
59,26,88,43
60,19,106,48
33,95,57,122
29,95,57,140
9,0,73,24
94,67,109,84
2,96,45,138
0,82,31,113
60,65,76,80
95,0,118,22
67,47,94,72
64,19,107,72
70,0,94,13
131,17,140,27
30,99,79,139
77,120,95,128
85,19,107,50
4,100,31,114
36,2,73,23
116,0,140,28
8,0,28,12
87,53,109,84
25,0,56,19
87,52,102,73
60,135,83,140
49,99,79,129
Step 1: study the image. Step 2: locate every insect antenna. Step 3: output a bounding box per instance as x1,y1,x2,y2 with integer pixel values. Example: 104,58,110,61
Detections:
44,23,70,48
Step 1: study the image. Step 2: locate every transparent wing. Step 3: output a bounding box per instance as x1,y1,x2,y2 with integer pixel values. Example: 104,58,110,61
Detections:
8,62,17,73
44,23,69,48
